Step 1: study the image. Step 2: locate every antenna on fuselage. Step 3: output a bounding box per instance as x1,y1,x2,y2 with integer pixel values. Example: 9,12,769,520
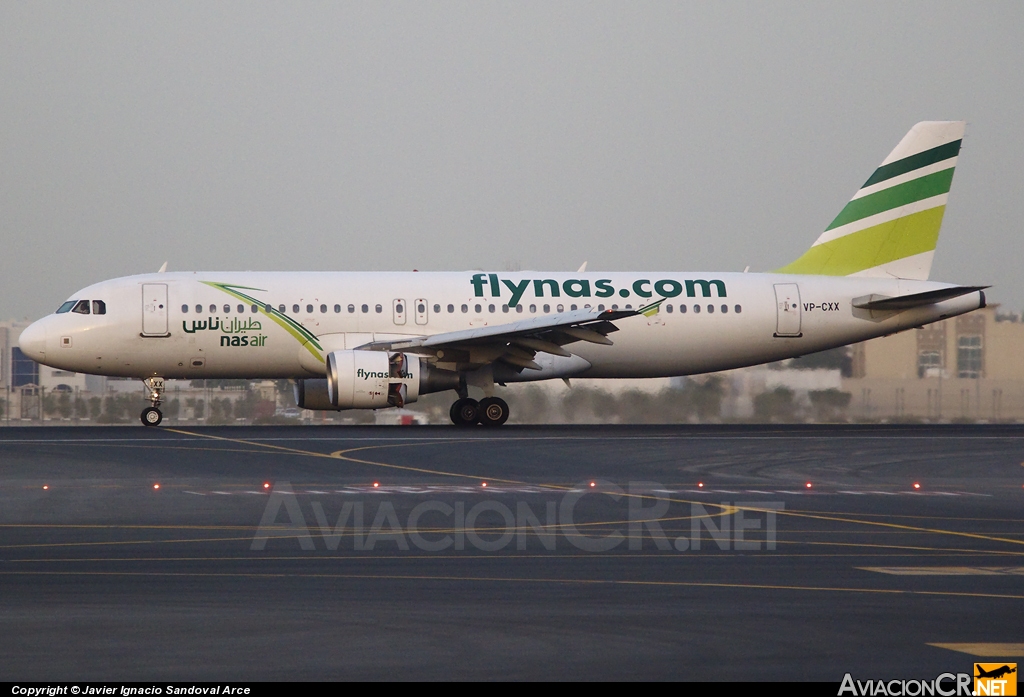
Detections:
157,262,168,273
577,261,588,273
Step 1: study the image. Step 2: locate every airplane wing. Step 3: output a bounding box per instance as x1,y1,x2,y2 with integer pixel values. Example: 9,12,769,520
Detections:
358,299,664,371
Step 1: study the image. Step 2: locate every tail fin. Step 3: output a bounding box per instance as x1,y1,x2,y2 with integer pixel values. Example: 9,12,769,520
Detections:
776,121,965,280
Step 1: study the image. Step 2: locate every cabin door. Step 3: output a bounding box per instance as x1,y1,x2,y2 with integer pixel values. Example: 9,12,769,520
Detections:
773,283,802,337
141,283,169,337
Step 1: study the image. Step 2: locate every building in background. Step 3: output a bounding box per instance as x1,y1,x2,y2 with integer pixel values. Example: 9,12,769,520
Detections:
843,305,1024,421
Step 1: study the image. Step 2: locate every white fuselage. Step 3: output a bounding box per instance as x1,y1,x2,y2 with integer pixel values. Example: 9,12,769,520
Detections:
20,270,983,382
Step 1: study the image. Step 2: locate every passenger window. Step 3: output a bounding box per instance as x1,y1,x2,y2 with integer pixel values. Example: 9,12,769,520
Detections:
611,304,618,310
209,305,216,313
502,304,509,313
248,304,256,313
666,304,673,313
707,305,714,314
278,305,286,313
361,304,369,313
375,304,382,313
461,304,468,313
224,305,231,314
396,303,404,313
56,301,76,314
529,304,537,313
334,304,341,313
320,304,327,314
625,304,633,310
348,304,355,313
447,304,454,313
543,304,550,313
680,304,687,314
433,304,441,313
182,304,189,313
72,300,90,314
235,304,243,313
488,304,495,313
735,305,742,314
693,305,700,313
721,304,728,314
196,305,203,314
306,304,314,314
583,304,591,309
597,304,605,311
418,303,426,313
474,304,481,313
516,305,523,313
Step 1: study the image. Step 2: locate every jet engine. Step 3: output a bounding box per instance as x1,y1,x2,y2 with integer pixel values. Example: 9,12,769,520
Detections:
296,350,461,411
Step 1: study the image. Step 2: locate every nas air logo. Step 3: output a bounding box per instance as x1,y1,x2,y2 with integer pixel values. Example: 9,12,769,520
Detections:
975,664,1017,696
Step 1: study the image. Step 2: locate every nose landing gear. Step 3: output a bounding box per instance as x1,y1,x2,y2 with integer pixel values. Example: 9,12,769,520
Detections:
140,377,165,427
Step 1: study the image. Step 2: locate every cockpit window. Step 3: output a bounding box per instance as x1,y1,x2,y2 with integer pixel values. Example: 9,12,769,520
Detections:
72,300,91,315
92,300,106,315
56,301,76,314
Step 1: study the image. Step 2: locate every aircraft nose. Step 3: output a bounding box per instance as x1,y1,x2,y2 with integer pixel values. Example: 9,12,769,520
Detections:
18,321,46,362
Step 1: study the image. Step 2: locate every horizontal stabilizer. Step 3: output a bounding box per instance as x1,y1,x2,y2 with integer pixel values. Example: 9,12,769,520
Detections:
852,286,988,311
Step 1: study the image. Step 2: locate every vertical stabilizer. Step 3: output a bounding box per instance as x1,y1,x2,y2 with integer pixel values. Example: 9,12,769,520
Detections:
777,121,965,280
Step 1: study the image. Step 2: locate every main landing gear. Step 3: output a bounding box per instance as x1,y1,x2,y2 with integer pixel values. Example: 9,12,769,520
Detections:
140,377,165,427
450,396,510,427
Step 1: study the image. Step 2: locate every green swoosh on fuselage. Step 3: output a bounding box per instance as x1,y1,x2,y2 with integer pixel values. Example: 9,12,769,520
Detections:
202,281,325,363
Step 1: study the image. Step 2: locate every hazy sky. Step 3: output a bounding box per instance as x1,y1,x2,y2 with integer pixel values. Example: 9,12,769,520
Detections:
2,2,1022,321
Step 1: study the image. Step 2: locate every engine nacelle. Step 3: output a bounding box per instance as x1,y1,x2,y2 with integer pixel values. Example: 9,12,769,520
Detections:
293,379,333,410
298,351,461,411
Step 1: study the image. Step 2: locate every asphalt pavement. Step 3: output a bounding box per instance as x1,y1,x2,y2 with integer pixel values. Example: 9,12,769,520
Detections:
1,424,1022,680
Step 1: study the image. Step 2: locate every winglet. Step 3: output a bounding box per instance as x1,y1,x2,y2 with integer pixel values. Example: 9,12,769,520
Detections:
577,261,588,273
157,262,168,273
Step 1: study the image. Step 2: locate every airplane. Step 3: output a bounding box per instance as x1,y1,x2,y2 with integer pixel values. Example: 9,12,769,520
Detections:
976,666,1016,680
17,121,986,427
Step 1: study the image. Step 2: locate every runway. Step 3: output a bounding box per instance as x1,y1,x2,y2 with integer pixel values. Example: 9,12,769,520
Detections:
1,424,1023,681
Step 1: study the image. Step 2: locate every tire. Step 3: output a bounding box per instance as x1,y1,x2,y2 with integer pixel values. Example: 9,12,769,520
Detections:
449,398,479,426
478,397,509,427
141,407,163,427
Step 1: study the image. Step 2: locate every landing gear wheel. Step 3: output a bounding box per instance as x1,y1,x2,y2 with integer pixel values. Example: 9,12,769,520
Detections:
141,407,163,427
450,398,480,426
478,397,509,427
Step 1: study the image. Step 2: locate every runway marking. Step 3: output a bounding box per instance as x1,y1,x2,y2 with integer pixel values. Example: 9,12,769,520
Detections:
5,432,1024,445
780,541,1024,556
0,535,257,550
929,643,1024,657
860,566,1024,576
8,550,1024,563
157,427,1024,552
3,569,1024,601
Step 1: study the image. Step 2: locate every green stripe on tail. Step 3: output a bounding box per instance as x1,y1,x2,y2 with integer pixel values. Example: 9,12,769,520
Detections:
775,121,964,279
